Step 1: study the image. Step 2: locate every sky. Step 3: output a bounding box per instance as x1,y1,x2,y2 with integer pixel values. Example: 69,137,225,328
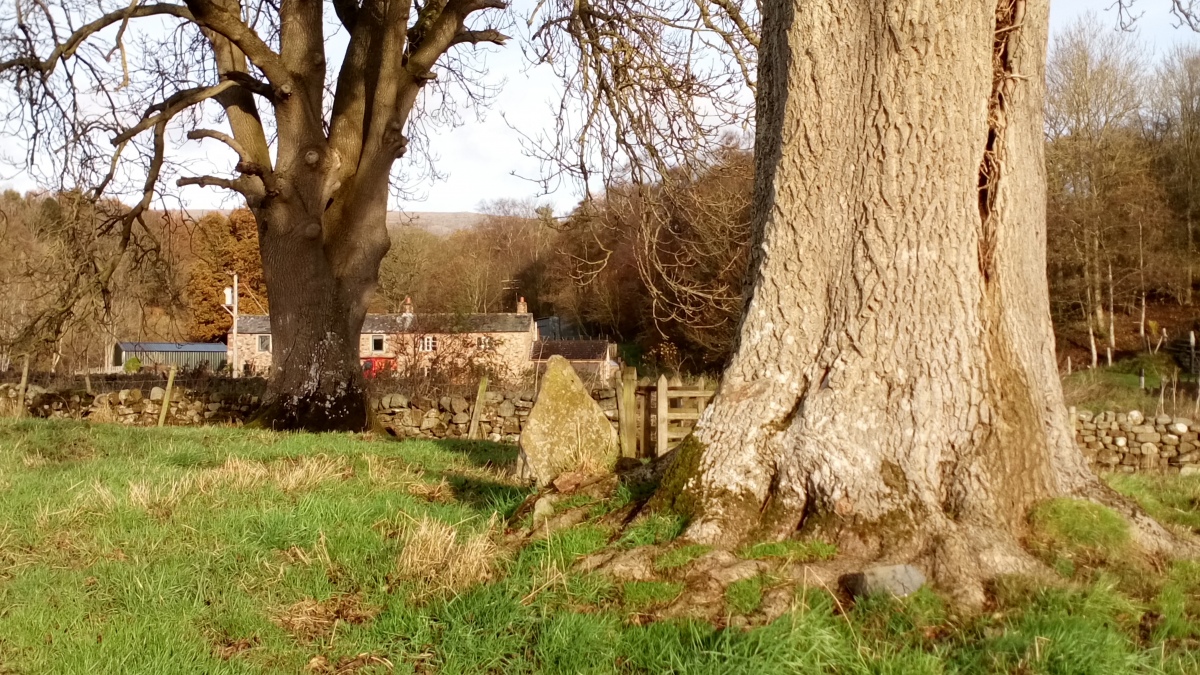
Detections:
417,0,1200,214
2,0,1199,216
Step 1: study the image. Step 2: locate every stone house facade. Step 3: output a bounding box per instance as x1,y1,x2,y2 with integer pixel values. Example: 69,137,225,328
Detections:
230,303,539,381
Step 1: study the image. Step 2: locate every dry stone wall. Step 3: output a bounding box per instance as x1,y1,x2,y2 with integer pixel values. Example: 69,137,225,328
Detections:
1073,408,1200,476
3,379,1195,475
0,381,621,442
1,382,261,425
374,387,620,443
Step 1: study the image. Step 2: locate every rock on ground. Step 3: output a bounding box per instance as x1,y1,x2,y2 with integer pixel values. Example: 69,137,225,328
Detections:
517,355,619,486
841,564,926,598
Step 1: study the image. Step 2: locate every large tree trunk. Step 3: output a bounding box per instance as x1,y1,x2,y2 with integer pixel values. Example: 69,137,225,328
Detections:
249,181,391,432
655,0,1179,604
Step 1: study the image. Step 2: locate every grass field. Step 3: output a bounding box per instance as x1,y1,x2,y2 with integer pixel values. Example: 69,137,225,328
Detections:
1062,352,1198,416
1,420,1199,674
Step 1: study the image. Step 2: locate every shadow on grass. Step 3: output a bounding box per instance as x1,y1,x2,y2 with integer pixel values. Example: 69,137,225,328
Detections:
434,439,520,470
444,473,530,517
425,439,529,517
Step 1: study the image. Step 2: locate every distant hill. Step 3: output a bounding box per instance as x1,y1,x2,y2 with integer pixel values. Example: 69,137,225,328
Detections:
385,211,484,236
178,209,483,237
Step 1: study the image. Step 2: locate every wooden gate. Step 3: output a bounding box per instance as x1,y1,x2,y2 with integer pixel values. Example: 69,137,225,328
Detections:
616,368,716,457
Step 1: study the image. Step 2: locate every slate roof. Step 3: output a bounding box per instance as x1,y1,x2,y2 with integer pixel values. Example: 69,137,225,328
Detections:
530,340,614,361
118,342,227,353
235,314,534,335
234,315,272,334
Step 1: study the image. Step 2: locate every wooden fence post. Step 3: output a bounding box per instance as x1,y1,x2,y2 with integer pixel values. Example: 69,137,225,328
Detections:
15,354,30,418
157,366,177,428
657,374,669,456
467,375,489,440
638,388,649,457
617,367,637,457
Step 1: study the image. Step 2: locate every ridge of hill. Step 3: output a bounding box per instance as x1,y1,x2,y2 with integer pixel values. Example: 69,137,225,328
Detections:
385,211,484,236
180,209,484,237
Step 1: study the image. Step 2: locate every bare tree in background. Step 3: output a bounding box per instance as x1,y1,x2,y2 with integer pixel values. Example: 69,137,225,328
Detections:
525,0,758,192
0,192,185,373
1,0,514,429
1155,43,1200,306
1045,15,1148,342
1,0,755,429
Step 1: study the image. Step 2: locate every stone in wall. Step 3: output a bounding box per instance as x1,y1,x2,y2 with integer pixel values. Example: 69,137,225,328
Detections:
1072,407,1200,476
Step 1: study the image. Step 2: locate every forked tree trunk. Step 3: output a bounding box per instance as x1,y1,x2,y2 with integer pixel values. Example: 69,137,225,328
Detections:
655,0,1180,604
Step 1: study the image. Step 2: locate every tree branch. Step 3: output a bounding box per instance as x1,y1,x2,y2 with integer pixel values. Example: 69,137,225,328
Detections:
451,29,510,46
333,0,360,31
0,4,194,74
182,0,292,89
220,71,275,101
176,174,266,201
186,129,250,162
110,81,238,145
176,175,242,191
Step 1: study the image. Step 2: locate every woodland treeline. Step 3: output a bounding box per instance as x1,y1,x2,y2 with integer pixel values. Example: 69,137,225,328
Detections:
2,16,1200,374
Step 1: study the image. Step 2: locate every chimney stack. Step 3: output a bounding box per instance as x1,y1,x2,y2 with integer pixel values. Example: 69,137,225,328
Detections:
402,296,413,315
517,297,528,314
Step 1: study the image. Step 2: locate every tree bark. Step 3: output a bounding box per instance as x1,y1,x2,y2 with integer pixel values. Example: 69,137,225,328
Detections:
248,190,390,432
654,0,1181,605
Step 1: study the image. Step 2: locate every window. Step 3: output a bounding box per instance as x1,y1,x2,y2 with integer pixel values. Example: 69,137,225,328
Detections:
477,336,494,351
371,335,385,353
419,336,438,352
257,335,272,353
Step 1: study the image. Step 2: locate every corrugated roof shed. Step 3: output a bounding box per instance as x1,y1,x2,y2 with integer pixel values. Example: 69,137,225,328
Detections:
236,314,533,335
118,342,226,353
530,340,613,361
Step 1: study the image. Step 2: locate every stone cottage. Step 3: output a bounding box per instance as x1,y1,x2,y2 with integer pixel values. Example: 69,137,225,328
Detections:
230,299,540,380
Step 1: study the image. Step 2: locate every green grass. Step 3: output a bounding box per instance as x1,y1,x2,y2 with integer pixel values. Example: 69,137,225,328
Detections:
2,419,1200,674
622,581,684,611
725,576,766,614
654,544,712,571
1062,352,1193,414
1107,472,1200,531
616,513,685,548
738,539,838,563
1030,499,1131,553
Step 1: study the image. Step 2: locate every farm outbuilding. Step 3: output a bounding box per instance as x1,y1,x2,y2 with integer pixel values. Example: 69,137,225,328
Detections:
110,342,226,373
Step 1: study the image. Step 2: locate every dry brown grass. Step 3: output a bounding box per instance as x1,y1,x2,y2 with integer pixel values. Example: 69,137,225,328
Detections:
406,478,454,503
280,532,334,569
34,480,142,529
363,454,422,487
271,594,377,642
211,635,260,661
191,455,353,494
128,478,193,518
77,481,119,513
21,454,48,469
394,515,504,596
85,402,117,424
304,653,393,674
0,397,20,418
